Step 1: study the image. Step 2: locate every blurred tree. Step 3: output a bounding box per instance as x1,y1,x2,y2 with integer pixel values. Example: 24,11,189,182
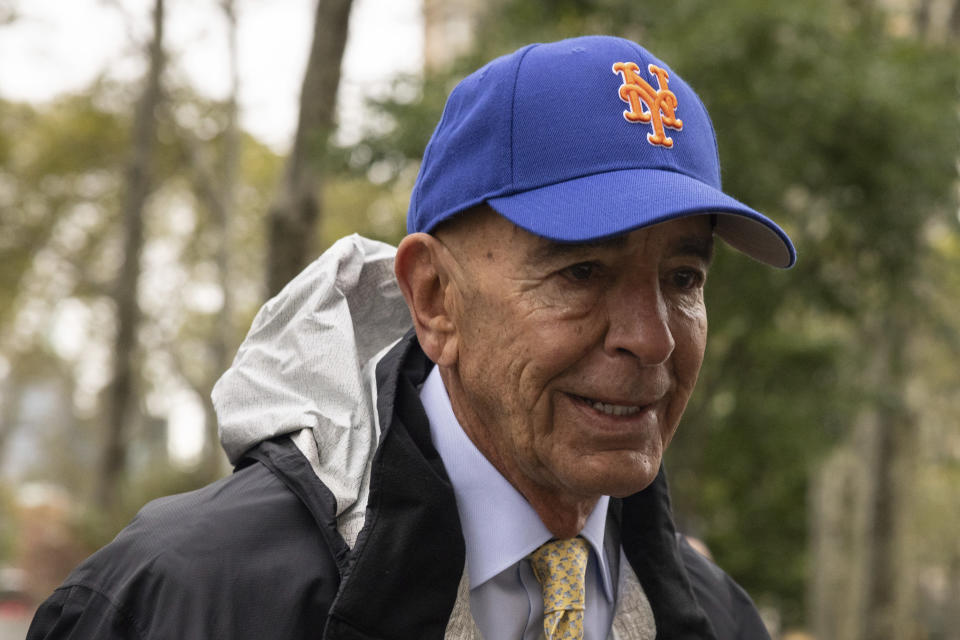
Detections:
0,90,129,489
168,0,242,476
0,0,284,533
646,6,956,636
266,0,354,296
97,0,166,510
211,0,240,473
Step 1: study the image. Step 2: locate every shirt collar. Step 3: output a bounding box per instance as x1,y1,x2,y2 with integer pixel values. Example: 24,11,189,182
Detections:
420,366,613,599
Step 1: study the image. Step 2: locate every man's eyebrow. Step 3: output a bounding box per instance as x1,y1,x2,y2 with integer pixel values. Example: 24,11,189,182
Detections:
528,235,629,262
670,234,715,263
528,233,714,263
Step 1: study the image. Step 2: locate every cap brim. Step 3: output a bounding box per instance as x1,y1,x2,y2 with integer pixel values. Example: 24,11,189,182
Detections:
487,169,796,268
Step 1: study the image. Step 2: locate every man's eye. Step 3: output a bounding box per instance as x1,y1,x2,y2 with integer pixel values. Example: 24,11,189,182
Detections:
563,263,597,281
671,269,704,290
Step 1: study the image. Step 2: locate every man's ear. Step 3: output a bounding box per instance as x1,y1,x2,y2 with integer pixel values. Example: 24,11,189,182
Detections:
394,233,459,366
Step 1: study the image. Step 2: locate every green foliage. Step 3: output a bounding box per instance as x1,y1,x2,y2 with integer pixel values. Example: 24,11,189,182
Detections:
651,5,957,624
0,94,125,327
667,3,958,625
0,77,285,512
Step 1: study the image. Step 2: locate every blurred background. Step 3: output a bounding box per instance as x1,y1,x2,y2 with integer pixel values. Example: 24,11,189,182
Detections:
0,0,957,638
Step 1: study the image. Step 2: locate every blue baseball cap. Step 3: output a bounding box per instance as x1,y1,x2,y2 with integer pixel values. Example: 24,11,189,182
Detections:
407,35,796,268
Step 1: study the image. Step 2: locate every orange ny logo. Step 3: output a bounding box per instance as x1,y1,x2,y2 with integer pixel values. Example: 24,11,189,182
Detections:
612,62,683,148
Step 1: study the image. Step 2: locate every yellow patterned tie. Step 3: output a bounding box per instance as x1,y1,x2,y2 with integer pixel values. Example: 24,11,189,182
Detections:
529,537,590,640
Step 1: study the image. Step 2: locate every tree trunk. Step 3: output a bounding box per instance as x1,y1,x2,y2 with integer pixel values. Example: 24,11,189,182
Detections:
96,0,165,510
811,308,918,640
860,409,900,639
0,377,20,465
949,0,960,38
201,0,241,475
810,446,868,640
266,0,353,297
167,1,240,478
947,555,960,640
914,0,933,38
860,313,914,640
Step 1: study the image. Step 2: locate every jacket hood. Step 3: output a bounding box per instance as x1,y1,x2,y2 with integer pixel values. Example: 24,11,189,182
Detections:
212,235,412,528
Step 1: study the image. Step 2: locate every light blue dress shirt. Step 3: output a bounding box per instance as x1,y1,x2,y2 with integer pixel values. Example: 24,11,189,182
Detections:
420,366,620,639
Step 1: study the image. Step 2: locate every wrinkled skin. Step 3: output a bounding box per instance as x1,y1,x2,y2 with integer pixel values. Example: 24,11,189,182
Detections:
396,207,712,537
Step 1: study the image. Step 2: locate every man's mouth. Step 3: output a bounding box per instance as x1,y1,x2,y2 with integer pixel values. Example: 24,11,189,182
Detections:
573,395,644,417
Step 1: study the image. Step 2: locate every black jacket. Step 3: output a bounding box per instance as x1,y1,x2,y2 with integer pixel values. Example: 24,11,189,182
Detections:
28,335,770,639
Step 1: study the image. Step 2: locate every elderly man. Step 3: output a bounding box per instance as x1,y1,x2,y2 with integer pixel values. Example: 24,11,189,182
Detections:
29,36,794,640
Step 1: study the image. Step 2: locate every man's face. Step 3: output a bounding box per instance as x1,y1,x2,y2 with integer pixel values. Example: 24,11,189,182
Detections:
439,209,712,502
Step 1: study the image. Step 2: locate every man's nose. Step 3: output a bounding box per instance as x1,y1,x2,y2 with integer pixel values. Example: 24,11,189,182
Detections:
603,278,675,365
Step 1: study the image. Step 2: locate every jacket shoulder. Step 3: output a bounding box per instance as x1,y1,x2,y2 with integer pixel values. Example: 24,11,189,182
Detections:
678,535,771,639
28,459,340,639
